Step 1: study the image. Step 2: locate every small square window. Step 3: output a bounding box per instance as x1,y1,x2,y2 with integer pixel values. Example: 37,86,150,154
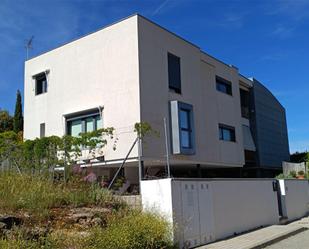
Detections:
216,76,232,95
34,73,47,95
219,124,236,142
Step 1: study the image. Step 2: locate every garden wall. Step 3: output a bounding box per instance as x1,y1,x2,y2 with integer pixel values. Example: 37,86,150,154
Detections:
141,178,309,249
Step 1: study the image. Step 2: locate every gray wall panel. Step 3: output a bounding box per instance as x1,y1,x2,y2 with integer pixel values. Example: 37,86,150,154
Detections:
250,79,290,168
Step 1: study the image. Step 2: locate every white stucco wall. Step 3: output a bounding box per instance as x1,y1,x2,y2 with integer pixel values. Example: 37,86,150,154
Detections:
24,16,140,162
283,180,309,221
141,178,280,248
210,180,279,239
24,14,248,168
137,16,245,168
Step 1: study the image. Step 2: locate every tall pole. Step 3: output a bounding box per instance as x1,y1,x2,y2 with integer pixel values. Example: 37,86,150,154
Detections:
164,117,171,178
138,132,143,193
25,36,34,60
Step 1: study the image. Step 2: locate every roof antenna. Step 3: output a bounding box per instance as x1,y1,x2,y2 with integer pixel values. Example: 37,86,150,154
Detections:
25,36,34,60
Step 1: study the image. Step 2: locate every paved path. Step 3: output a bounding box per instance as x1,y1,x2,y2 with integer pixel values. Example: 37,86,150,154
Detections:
198,217,309,249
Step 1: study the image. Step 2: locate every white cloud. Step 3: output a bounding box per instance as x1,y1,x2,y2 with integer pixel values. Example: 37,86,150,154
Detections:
152,0,170,16
271,25,295,38
270,0,309,21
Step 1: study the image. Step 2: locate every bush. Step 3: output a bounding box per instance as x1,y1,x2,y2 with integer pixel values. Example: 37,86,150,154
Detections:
85,210,174,249
275,173,285,179
298,170,305,176
289,170,297,178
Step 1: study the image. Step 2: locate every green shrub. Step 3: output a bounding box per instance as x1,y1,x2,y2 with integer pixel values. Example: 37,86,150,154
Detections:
0,238,40,249
289,170,297,178
275,173,285,179
85,210,174,249
298,170,305,176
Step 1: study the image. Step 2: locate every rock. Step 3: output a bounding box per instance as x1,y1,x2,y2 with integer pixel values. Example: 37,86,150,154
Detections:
91,217,103,226
27,226,49,240
71,212,94,224
0,216,22,229
0,222,6,230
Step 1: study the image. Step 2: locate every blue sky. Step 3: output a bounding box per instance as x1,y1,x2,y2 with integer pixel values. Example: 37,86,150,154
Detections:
0,0,308,153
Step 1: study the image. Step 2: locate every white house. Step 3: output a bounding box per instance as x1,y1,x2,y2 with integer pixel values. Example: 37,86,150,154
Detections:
24,14,289,186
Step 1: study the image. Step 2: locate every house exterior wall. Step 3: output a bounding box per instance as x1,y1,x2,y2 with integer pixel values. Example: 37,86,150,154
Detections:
250,79,290,168
24,14,289,173
24,16,141,162
137,16,245,168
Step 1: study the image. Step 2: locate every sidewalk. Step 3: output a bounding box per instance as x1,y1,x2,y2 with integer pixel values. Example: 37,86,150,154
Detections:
198,216,309,249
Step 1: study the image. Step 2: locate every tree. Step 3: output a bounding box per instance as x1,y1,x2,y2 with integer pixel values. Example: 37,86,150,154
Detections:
13,90,23,133
0,110,13,132
290,151,308,163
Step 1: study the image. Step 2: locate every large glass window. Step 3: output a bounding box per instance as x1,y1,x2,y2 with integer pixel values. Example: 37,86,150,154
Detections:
168,52,181,94
216,76,232,95
219,124,236,142
35,73,47,95
67,113,102,137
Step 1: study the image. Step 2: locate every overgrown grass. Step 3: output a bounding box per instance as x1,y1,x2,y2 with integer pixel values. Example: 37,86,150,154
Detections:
0,211,174,249
0,238,39,249
0,172,174,248
0,172,123,217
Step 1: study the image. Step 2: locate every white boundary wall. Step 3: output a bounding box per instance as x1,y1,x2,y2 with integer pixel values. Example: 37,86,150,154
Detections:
141,178,280,248
280,179,309,221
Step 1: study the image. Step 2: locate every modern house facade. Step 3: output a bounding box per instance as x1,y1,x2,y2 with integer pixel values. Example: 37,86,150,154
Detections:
24,14,289,184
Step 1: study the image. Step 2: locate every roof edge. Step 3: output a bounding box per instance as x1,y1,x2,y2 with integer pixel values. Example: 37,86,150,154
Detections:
26,13,140,62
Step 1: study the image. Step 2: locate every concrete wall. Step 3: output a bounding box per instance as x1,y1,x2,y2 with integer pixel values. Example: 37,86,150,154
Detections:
250,79,290,168
281,180,309,221
24,16,140,162
141,178,280,248
138,16,245,168
210,180,279,239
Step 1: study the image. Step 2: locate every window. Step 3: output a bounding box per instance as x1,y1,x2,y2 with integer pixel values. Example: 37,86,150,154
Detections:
240,89,250,119
216,76,232,95
67,113,102,137
219,124,236,142
170,101,195,155
35,73,47,95
168,52,181,94
180,109,192,148
40,123,45,138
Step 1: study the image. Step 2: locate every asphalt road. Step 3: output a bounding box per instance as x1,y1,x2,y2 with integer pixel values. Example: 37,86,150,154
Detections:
264,229,309,249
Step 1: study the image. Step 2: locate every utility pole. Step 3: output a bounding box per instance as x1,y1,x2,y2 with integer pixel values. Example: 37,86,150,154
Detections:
25,36,34,60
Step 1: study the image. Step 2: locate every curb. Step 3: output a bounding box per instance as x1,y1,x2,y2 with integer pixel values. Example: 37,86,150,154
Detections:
250,227,307,249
